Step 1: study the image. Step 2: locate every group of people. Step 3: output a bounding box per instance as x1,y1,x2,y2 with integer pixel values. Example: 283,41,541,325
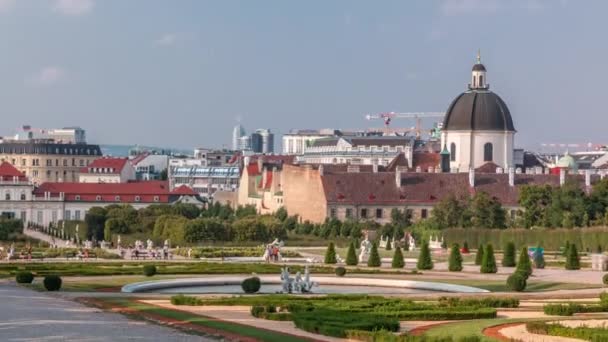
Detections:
0,243,17,261
126,239,172,260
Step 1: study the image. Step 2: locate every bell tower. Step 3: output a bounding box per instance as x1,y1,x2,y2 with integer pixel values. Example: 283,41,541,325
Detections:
470,50,488,90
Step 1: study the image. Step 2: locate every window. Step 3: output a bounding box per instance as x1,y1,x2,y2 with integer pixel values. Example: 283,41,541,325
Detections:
135,196,141,202
37,211,43,224
375,208,383,219
64,210,71,220
46,159,52,166
473,75,477,87
55,159,59,166
484,142,493,162
21,159,26,166
75,210,81,220
63,159,68,166
52,211,57,223
154,196,160,202
79,159,84,166
361,208,368,219
20,211,26,222
450,143,456,162
5,193,10,200
346,208,353,218
479,75,483,86
20,192,26,200
46,170,51,178
115,195,121,202
75,195,81,201
96,195,102,201
330,208,336,218
421,209,428,219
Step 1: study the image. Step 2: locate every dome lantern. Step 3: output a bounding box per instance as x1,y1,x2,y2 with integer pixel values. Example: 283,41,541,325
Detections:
470,49,488,90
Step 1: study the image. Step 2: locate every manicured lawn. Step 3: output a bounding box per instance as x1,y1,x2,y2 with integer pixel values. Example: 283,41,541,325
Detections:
438,278,602,292
422,318,514,341
101,298,311,342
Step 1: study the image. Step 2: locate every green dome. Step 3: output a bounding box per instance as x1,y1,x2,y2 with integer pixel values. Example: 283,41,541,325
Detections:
556,152,577,170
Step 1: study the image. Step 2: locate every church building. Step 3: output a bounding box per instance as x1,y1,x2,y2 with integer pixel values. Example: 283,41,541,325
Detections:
441,52,516,171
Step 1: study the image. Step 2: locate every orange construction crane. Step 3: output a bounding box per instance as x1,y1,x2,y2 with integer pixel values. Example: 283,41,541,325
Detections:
365,112,444,138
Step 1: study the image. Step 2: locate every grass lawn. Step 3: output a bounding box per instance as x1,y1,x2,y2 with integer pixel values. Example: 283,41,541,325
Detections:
422,318,515,341
100,298,311,342
437,278,602,292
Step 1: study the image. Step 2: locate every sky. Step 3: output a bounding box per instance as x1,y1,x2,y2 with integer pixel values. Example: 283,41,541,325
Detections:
0,0,607,151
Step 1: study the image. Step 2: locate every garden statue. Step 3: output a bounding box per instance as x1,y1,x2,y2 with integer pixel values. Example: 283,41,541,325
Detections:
300,265,317,292
280,266,293,293
293,271,303,292
146,239,154,251
117,235,121,248
359,236,372,262
429,235,442,250
263,239,283,262
164,239,170,249
379,235,388,248
280,266,316,293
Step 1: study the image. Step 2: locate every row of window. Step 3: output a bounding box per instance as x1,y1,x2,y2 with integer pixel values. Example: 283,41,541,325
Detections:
2,158,90,167
4,193,27,201
449,143,493,162
329,208,429,220
72,195,161,203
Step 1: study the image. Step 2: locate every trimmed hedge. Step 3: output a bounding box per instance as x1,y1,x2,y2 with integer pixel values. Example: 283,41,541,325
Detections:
251,306,292,321
448,244,463,272
143,264,157,277
241,276,262,294
542,303,606,316
367,243,381,267
527,321,608,341
507,273,527,292
335,266,347,277
480,244,497,274
345,241,358,266
325,242,337,264
502,242,516,267
438,296,519,308
292,310,400,338
43,275,62,291
603,274,608,286
392,247,405,269
15,271,34,284
417,241,434,270
171,294,203,306
344,331,481,342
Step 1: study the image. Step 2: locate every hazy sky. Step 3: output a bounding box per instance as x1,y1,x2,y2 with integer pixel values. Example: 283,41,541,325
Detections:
0,0,606,150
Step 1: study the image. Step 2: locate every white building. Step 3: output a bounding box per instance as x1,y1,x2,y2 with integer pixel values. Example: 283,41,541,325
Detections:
232,124,246,151
282,129,341,155
130,154,169,181
78,157,136,183
441,52,515,171
251,129,274,154
6,125,87,144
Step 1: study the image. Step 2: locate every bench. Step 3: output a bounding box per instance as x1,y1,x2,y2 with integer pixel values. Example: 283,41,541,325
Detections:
65,252,77,260
130,252,149,260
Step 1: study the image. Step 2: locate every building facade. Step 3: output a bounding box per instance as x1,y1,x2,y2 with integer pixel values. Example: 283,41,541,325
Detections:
251,129,274,154
78,157,136,183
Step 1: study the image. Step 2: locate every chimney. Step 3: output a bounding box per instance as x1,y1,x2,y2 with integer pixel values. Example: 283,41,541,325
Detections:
257,157,263,173
468,167,475,187
372,162,378,173
585,169,592,189
262,166,268,188
515,168,522,174
508,167,515,187
395,168,402,187
427,166,434,173
496,167,503,174
318,164,324,176
559,168,566,186
415,166,421,173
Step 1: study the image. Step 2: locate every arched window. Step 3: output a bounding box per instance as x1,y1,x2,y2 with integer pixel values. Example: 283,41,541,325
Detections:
450,143,456,162
484,142,493,162
473,75,477,87
479,75,484,87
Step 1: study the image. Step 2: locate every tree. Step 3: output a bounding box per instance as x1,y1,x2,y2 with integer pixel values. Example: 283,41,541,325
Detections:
183,218,229,242
84,207,107,241
475,244,484,266
518,185,552,228
390,208,411,228
235,205,257,219
391,246,405,268
274,207,288,222
565,243,580,270
516,246,532,278
448,244,463,272
507,273,527,292
480,244,497,273
386,238,392,251
324,242,337,264
502,242,516,267
470,192,506,229
563,241,571,256
367,242,381,267
417,241,434,270
430,194,466,229
159,168,168,180
346,241,358,266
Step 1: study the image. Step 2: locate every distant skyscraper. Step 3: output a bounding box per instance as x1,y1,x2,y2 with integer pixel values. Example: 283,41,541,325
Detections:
232,124,246,150
251,129,274,154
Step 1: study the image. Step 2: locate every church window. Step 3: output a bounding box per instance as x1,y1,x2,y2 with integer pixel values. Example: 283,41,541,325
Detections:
479,75,484,86
450,143,456,162
484,143,493,162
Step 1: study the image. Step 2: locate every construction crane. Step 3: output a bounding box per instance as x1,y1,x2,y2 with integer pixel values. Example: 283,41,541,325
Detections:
365,112,444,138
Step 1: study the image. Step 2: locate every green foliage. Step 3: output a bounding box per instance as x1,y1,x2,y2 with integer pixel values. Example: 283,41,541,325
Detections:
0,219,23,240
325,242,337,264
566,243,581,270
346,241,358,266
43,275,62,291
390,208,411,228
335,266,347,277
175,246,300,259
385,238,392,250
241,277,261,294
183,217,229,243
143,264,157,277
516,246,532,278
392,246,405,269
527,321,608,341
502,242,516,267
417,240,434,270
603,274,608,286
470,192,506,229
437,296,519,308
293,310,400,338
430,194,468,229
474,244,484,266
507,273,527,292
368,242,381,267
171,294,203,305
480,244,497,274
274,207,288,222
232,216,286,242
84,207,107,241
448,244,463,272
15,271,34,284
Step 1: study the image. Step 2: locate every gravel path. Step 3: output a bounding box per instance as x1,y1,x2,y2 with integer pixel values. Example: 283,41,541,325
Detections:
0,283,208,341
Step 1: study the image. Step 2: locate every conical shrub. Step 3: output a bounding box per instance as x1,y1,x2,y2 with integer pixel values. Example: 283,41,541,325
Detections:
367,242,381,267
565,244,580,270
475,244,484,266
502,242,516,267
448,244,463,272
392,246,405,268
386,238,392,251
345,241,358,266
324,242,337,264
417,240,434,270
516,246,532,278
480,244,497,274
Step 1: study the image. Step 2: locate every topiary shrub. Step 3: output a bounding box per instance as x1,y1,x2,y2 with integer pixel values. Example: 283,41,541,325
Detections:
563,241,571,256
475,244,484,266
43,275,62,291
241,276,261,294
502,242,516,267
480,244,497,274
367,242,381,267
345,241,358,266
324,242,337,264
385,238,392,251
335,266,347,277
391,246,405,269
15,271,34,284
507,272,527,292
516,246,532,278
417,240,434,270
565,244,580,270
143,264,157,277
603,274,608,286
448,244,463,272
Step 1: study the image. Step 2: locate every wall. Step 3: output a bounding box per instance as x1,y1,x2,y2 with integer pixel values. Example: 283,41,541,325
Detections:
441,131,514,170
282,165,327,223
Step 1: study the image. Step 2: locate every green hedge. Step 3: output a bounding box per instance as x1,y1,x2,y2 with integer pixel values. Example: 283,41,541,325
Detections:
527,321,608,341
345,330,481,342
174,246,300,258
443,227,608,252
171,294,203,306
292,310,400,338
543,303,607,316
437,296,519,308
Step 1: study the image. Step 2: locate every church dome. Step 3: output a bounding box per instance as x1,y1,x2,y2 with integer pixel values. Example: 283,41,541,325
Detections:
472,63,486,72
442,90,515,131
557,152,577,170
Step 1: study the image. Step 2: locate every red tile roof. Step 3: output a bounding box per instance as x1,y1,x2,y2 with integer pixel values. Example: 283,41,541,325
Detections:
476,162,501,173
411,152,440,171
81,157,130,174
170,185,197,195
130,154,149,166
0,162,27,181
34,181,173,203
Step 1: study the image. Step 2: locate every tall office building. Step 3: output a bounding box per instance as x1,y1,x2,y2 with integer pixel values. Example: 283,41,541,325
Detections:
251,129,274,154
232,124,246,151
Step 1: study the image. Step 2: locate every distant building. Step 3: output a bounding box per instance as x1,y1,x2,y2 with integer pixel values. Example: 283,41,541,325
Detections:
238,135,251,151
251,129,274,154
232,125,246,150
7,125,87,144
193,148,238,166
130,154,169,181
78,157,136,183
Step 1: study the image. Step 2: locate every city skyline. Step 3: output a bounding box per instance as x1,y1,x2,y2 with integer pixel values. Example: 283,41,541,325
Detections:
1,1,608,150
